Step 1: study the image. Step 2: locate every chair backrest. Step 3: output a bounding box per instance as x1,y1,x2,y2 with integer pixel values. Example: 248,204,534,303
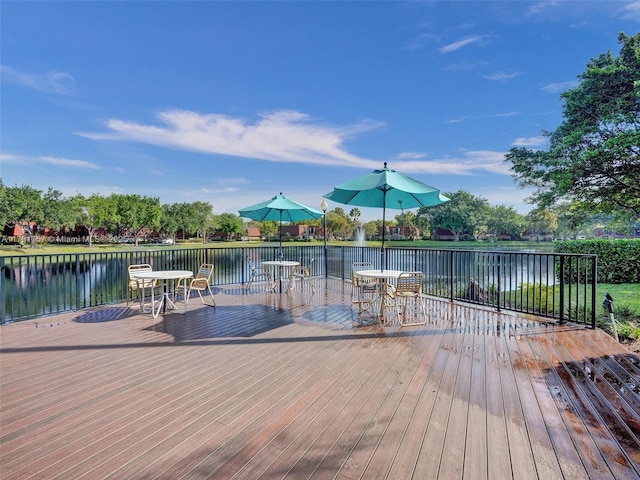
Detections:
352,262,373,275
395,272,423,295
192,263,214,287
247,256,257,271
129,264,152,275
352,262,376,286
128,264,153,287
195,264,214,281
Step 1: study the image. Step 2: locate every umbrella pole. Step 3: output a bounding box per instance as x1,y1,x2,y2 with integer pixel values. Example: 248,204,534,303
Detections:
279,211,283,260
381,194,386,271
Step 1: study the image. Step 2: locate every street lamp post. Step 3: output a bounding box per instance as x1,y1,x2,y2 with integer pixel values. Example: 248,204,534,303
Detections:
398,199,404,239
321,199,328,278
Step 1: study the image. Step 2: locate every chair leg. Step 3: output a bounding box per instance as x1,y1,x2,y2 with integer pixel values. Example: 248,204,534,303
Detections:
399,296,427,326
207,285,216,306
195,287,216,307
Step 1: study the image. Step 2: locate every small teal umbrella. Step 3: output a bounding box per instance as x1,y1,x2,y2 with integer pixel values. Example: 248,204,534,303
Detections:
323,163,449,267
239,193,324,254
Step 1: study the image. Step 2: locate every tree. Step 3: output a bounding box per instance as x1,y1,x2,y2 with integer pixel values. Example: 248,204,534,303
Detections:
160,203,182,241
553,202,592,240
3,184,69,248
349,208,361,225
526,208,558,241
70,194,117,247
216,213,243,240
485,205,526,240
363,220,378,240
258,221,278,240
0,180,7,230
506,32,640,218
421,190,489,241
191,201,214,243
114,194,162,246
326,210,351,239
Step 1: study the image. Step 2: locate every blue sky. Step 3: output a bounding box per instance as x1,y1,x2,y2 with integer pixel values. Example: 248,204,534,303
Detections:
2,1,639,221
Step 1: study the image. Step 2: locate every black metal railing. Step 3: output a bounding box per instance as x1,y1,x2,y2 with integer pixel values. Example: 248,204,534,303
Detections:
1,245,597,327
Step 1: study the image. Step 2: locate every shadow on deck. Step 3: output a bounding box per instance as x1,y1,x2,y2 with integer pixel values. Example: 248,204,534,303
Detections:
1,277,639,479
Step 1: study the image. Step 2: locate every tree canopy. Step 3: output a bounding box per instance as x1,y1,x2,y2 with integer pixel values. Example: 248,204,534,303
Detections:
505,32,640,219
418,190,489,241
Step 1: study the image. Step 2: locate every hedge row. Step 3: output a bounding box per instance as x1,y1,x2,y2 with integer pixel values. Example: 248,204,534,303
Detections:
554,239,640,284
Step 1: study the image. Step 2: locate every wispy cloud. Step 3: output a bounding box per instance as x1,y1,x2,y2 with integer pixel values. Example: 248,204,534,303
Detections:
77,108,513,177
542,80,578,93
199,186,241,194
443,60,491,72
439,35,486,54
78,109,384,169
483,71,521,81
446,111,520,124
403,32,440,51
388,149,511,176
512,136,548,148
618,1,640,20
527,1,560,17
0,65,76,95
395,151,427,160
199,177,248,195
1,153,99,169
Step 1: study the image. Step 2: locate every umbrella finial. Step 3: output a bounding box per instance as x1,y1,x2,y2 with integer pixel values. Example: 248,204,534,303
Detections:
384,162,387,169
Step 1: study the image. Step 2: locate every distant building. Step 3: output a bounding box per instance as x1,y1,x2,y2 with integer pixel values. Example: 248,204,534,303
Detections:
277,225,328,241
376,225,420,240
432,228,474,241
246,227,261,240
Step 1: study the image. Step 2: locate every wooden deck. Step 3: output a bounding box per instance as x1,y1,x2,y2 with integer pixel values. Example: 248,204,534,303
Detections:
1,278,639,480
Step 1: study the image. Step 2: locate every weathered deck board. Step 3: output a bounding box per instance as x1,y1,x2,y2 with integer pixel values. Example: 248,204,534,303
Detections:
1,278,639,480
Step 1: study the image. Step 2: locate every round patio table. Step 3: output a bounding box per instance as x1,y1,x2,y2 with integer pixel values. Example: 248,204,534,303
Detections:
262,261,300,293
130,270,193,318
354,269,404,319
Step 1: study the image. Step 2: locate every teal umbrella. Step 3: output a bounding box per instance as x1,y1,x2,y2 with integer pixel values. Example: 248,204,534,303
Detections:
323,163,449,267
239,193,324,254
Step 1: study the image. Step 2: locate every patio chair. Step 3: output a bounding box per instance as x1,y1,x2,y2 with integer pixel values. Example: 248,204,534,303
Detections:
174,263,216,308
246,256,273,290
351,262,378,313
383,271,427,326
288,258,315,293
127,264,157,307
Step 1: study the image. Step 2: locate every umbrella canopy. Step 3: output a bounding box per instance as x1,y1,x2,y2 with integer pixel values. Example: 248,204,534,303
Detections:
239,193,324,253
323,162,449,266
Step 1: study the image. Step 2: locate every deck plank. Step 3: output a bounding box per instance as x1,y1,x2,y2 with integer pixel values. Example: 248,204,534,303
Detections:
411,326,467,479
462,314,488,480
1,279,638,480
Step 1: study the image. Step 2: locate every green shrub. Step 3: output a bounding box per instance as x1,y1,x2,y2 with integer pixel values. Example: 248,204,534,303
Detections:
616,321,640,341
555,239,640,284
519,283,555,315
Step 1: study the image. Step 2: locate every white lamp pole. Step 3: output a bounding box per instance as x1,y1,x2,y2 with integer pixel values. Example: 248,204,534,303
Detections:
321,199,328,278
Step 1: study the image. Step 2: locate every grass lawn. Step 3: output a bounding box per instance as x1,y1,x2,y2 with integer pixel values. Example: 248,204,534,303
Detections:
599,283,640,313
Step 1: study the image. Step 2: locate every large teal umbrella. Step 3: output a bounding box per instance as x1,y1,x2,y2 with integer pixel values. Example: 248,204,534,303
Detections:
323,162,449,267
239,193,324,254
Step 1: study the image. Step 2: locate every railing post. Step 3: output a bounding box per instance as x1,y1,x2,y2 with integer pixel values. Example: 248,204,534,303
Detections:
591,255,597,329
496,253,501,312
0,257,5,325
559,256,565,324
75,254,82,311
449,251,454,302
